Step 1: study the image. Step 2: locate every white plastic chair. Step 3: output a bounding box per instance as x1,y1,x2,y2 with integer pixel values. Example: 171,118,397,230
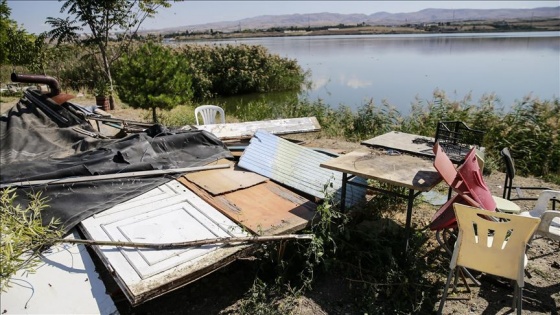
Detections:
519,190,560,242
194,105,225,125
437,203,540,315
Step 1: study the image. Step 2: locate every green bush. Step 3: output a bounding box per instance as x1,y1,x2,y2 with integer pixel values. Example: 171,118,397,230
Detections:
178,44,307,100
114,42,193,122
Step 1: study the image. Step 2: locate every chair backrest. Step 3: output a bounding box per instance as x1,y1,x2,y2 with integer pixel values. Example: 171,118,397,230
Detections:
194,105,225,125
456,148,496,211
451,203,540,286
433,141,465,190
500,147,516,180
533,190,560,215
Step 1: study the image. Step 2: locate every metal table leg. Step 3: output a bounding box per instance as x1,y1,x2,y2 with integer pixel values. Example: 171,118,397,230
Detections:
340,172,348,212
405,188,414,250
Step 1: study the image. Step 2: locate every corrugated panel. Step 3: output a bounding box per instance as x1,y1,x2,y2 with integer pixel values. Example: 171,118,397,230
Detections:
179,177,316,235
238,130,366,207
80,179,250,305
187,117,321,140
1,229,117,315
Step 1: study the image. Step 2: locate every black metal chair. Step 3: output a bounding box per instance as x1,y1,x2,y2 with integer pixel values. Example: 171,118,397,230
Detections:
501,147,554,207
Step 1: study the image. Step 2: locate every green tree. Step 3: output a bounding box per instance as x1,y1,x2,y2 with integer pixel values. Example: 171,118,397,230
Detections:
0,0,46,73
113,42,193,123
46,0,174,109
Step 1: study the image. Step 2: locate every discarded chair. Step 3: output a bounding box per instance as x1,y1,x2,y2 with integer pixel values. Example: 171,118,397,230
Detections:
437,203,540,315
501,147,552,203
519,190,560,242
194,105,225,125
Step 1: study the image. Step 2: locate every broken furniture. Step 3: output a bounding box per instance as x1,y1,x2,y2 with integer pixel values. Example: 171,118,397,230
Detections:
501,147,554,207
519,190,560,242
2,78,319,307
194,105,225,125
320,146,442,249
437,203,540,315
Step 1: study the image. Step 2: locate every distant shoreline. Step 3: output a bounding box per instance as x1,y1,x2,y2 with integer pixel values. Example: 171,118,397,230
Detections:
164,18,560,41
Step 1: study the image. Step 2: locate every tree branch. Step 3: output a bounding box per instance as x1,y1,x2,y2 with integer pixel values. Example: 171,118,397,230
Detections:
52,234,314,249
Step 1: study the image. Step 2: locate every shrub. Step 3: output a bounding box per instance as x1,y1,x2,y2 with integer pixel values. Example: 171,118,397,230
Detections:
178,44,307,100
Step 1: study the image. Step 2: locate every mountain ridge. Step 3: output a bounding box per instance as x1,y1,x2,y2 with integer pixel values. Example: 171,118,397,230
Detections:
146,6,560,34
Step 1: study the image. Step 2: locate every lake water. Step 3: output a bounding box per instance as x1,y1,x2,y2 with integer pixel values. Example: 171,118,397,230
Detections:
179,32,560,114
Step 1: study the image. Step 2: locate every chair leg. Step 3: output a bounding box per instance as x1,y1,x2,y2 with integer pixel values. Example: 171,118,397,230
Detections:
517,284,523,315
438,267,455,315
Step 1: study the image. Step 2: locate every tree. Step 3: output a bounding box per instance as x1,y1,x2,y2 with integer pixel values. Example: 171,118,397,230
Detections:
113,42,193,123
46,0,174,109
0,0,46,72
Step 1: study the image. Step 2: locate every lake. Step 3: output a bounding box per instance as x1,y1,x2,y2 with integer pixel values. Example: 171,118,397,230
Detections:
178,32,560,114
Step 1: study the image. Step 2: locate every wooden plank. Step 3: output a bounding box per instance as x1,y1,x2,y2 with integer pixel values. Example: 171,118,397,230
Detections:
178,178,316,235
80,180,251,305
184,164,268,195
320,147,441,191
188,117,321,140
360,131,435,157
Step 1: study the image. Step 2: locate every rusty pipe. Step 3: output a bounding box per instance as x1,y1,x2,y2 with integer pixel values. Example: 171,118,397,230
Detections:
11,73,61,97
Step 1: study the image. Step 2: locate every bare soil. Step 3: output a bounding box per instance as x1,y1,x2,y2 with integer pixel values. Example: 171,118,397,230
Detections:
2,96,558,314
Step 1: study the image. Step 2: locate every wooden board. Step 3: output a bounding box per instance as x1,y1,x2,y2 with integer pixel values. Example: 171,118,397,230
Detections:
361,131,435,157
320,147,441,192
184,164,267,195
179,178,316,235
188,117,321,140
80,180,251,305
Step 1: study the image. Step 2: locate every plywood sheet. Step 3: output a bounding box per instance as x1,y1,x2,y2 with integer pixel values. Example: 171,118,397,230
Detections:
320,147,441,192
361,131,435,157
80,180,251,305
184,164,267,195
179,178,316,235
189,117,321,140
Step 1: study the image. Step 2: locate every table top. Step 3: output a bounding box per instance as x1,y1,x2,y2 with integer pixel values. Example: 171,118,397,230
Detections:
320,147,442,191
361,131,435,157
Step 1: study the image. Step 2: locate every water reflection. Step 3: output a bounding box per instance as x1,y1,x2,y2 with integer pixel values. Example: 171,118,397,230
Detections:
177,31,560,114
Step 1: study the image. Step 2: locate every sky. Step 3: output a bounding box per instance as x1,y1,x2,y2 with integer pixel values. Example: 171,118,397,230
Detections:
8,1,560,35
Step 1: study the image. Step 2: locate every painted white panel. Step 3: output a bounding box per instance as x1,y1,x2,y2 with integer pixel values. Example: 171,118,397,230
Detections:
0,230,118,315
80,179,250,304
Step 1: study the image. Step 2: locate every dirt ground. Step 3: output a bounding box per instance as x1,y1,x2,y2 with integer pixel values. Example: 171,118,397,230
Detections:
2,95,559,314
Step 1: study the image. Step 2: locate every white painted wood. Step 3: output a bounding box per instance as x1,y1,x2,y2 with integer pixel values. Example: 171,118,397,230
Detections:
1,230,118,315
80,180,250,304
188,117,321,139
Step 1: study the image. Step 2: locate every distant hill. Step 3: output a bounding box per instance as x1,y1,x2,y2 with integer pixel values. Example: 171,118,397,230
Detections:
147,6,560,34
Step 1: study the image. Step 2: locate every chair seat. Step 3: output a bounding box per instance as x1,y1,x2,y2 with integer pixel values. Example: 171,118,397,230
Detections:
493,196,521,214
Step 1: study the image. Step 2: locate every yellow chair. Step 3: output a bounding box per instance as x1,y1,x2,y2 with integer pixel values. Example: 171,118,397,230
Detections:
437,203,540,315
194,105,225,125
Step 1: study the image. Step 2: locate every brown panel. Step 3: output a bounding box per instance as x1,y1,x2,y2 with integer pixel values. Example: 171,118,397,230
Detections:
178,178,316,235
184,164,267,195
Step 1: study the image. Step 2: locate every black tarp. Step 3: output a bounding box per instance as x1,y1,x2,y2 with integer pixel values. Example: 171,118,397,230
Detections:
1,90,233,234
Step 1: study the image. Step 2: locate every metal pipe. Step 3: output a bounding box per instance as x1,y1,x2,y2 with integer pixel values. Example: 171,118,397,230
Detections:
10,73,61,97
